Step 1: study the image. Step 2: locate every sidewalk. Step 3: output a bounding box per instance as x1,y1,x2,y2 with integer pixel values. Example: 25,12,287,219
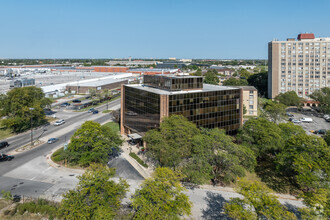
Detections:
120,136,154,179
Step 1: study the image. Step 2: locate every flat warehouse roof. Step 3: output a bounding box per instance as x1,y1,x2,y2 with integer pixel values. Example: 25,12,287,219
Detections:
125,84,239,95
73,78,127,87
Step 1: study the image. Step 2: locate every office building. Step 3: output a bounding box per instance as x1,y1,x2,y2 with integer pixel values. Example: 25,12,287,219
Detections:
268,33,330,99
121,75,243,136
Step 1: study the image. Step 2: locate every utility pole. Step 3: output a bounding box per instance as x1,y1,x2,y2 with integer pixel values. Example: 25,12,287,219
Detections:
29,107,34,146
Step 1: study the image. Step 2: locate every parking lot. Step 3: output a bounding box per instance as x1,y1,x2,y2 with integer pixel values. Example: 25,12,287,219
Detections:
286,108,330,136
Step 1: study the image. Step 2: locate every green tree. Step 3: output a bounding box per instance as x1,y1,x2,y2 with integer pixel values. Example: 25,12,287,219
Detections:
243,105,247,115
239,68,252,79
264,101,287,123
144,115,199,168
324,130,330,146
0,86,52,132
191,129,256,184
238,117,284,157
131,167,192,220
222,78,248,86
65,121,122,167
278,122,306,142
309,87,330,114
275,91,302,107
247,71,268,97
59,164,129,219
224,180,297,220
275,134,329,192
192,68,202,76
299,188,330,220
204,71,219,85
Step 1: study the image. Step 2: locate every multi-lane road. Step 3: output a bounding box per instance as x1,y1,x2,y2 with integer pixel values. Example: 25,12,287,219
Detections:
0,99,120,176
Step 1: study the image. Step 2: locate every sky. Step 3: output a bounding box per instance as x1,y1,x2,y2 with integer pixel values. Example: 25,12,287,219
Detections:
0,0,329,59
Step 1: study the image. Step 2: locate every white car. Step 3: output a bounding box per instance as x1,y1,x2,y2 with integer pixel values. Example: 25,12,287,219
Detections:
300,117,313,123
292,119,301,124
54,119,65,126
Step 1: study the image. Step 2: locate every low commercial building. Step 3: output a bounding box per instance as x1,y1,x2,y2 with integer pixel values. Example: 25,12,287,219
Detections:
10,78,35,88
128,68,178,75
233,86,258,116
94,66,129,72
156,62,189,69
210,66,236,76
66,78,128,94
121,74,243,136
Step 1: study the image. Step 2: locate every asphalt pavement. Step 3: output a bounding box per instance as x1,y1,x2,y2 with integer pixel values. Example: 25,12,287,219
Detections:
0,99,120,176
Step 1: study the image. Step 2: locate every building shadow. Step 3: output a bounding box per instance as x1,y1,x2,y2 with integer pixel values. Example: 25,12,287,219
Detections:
202,191,231,220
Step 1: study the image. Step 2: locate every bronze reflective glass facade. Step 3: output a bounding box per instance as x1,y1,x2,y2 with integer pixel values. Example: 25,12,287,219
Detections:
143,75,203,91
169,89,241,135
124,86,160,133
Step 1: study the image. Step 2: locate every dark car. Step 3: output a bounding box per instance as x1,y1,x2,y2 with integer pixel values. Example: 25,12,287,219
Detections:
286,113,294,117
93,110,99,114
72,99,81,103
0,154,14,162
0,141,9,150
88,108,95,113
60,102,70,107
314,129,327,135
47,138,59,144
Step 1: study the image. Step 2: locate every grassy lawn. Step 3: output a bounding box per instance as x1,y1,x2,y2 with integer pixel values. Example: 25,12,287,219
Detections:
0,121,13,140
102,122,120,133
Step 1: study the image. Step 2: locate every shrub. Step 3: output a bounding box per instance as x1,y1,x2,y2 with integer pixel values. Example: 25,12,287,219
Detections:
129,152,148,168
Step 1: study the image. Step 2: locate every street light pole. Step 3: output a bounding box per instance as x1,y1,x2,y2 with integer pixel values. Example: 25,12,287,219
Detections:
29,107,34,146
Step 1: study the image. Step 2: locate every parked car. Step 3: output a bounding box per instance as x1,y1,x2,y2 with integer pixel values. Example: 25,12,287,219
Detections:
72,99,81,103
60,102,70,107
0,154,14,162
292,119,301,124
47,138,59,144
88,108,95,113
54,119,65,126
300,117,313,123
93,110,99,114
0,141,9,150
286,113,294,117
324,115,330,120
326,118,330,122
314,129,327,135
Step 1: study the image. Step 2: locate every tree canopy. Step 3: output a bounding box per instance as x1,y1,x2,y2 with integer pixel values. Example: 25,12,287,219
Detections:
203,71,219,85
59,164,129,219
224,180,297,220
263,101,287,123
131,167,192,220
324,130,330,146
247,71,268,97
64,121,123,167
0,86,52,132
144,115,255,185
222,78,248,86
309,87,330,114
275,134,329,192
238,117,284,157
275,91,302,107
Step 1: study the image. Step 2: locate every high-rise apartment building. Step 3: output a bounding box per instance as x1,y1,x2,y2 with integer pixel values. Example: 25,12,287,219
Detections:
268,33,330,99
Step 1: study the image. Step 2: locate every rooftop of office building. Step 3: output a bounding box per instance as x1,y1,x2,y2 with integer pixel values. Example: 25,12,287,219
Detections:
125,83,239,95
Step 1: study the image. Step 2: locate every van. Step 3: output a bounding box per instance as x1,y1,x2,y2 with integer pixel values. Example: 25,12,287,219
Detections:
300,117,313,123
